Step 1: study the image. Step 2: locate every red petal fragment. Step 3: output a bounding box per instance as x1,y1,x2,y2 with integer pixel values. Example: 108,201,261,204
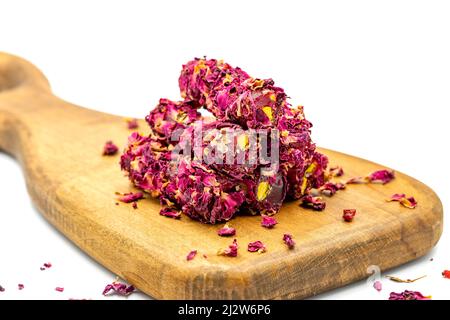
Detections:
283,234,295,249
117,191,144,203
126,118,139,130
442,270,450,279
218,239,238,257
329,166,344,177
373,281,382,292
388,290,431,300
132,202,138,209
186,250,197,261
247,241,266,253
159,207,181,219
367,169,395,184
55,287,64,292
261,216,277,228
43,262,52,268
102,281,135,296
0,285,5,292
319,181,345,196
387,193,417,209
300,195,326,211
345,176,368,184
18,284,24,290
217,224,236,237
103,140,119,156
343,209,356,222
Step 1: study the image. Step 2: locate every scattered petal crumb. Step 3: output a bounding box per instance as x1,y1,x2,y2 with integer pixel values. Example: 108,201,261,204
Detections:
116,191,144,203
186,250,197,261
283,234,295,249
159,207,181,219
343,209,356,222
319,181,345,197
300,195,326,211
329,166,344,177
248,241,266,253
103,281,135,296
217,239,238,257
55,287,64,292
203,254,208,259
0,285,5,292
44,262,52,268
442,270,450,279
367,169,395,184
40,267,45,271
217,224,236,237
18,284,24,290
103,140,119,156
389,290,431,300
385,275,426,283
373,281,382,292
345,176,367,184
387,193,417,209
126,118,139,130
261,216,277,228
430,258,434,261
132,202,138,209
115,202,119,206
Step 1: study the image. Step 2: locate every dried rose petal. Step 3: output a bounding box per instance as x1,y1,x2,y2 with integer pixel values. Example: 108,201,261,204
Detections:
186,250,197,261
261,216,277,228
217,224,236,237
40,267,45,271
218,239,238,257
132,202,138,209
43,262,52,268
159,207,181,219
343,209,356,222
387,193,417,209
18,284,24,290
367,169,395,184
247,241,266,253
345,176,367,184
319,181,345,196
283,234,295,249
373,281,382,292
388,290,430,300
0,285,5,292
103,281,135,296
442,270,450,279
126,118,139,130
329,166,344,177
55,287,64,292
300,195,326,211
117,191,144,203
103,140,119,156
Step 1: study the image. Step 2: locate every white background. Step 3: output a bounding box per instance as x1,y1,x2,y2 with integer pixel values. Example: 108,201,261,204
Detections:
1,0,449,300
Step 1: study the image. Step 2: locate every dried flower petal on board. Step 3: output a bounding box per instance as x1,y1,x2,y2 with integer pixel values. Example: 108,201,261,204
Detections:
126,118,139,130
103,281,135,296
247,241,266,253
329,166,344,177
217,224,236,237
345,176,367,184
442,270,450,279
373,281,382,292
217,239,238,257
261,216,277,228
132,202,138,209
300,195,326,211
389,290,431,300
283,234,295,249
387,193,417,209
319,181,345,196
367,169,395,184
385,275,426,283
103,140,119,156
116,191,144,203
343,209,356,222
55,287,64,292
159,207,181,219
186,250,197,261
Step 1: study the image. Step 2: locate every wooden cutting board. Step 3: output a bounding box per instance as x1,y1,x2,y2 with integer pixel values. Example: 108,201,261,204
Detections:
0,52,443,299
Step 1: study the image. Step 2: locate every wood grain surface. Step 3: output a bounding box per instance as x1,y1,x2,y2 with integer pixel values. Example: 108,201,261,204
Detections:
0,52,443,299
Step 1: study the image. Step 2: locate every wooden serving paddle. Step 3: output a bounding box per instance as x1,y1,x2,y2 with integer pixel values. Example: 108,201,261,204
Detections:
0,52,442,299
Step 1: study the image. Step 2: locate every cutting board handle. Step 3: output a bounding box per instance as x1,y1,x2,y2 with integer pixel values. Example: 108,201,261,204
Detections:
0,52,51,95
